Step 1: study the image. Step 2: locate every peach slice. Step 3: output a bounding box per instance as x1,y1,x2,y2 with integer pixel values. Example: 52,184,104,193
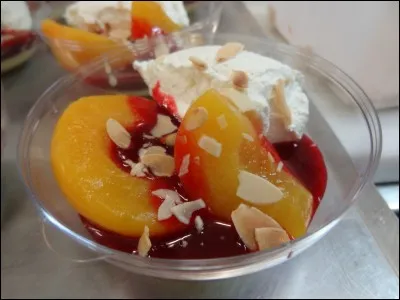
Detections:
175,89,313,238
51,95,178,237
41,19,133,71
131,1,182,39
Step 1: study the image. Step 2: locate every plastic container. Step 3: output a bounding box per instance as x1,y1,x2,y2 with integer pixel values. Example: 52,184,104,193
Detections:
1,83,8,223
40,1,224,90
17,33,381,280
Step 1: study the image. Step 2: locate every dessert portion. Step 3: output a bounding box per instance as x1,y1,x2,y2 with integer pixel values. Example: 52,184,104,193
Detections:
41,1,191,76
1,1,37,73
51,43,327,259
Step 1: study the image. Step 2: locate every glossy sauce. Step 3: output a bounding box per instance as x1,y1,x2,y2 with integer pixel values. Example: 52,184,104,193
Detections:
82,96,327,259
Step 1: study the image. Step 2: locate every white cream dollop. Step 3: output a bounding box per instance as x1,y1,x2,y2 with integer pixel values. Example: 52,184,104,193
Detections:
64,1,189,31
134,45,309,143
1,1,32,30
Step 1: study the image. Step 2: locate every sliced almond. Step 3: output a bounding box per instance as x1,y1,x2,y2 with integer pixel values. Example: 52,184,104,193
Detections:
267,152,275,163
124,159,135,168
150,114,177,138
216,42,244,63
231,70,248,89
143,134,156,140
236,170,283,205
271,79,292,128
130,162,147,177
231,204,281,251
152,189,182,204
194,216,204,233
255,227,290,250
138,226,152,257
157,193,177,221
198,135,222,157
178,154,190,177
217,114,228,130
139,146,166,158
141,153,175,177
106,118,131,149
171,199,206,225
276,161,284,173
164,133,177,146
217,88,256,113
189,56,207,71
184,107,208,131
242,133,254,142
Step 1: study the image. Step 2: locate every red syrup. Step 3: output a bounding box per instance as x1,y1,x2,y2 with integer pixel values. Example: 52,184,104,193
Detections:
82,95,327,259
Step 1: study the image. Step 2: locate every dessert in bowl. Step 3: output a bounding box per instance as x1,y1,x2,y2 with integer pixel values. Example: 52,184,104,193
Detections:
18,33,381,279
40,1,223,90
1,1,39,74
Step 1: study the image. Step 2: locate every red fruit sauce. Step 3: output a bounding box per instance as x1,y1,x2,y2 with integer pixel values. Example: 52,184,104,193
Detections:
82,95,327,259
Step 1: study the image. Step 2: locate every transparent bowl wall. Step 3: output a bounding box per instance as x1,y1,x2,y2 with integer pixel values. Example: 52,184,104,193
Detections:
40,1,224,86
18,33,381,280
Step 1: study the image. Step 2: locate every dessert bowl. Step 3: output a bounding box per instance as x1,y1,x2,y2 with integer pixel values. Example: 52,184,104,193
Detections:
39,1,223,90
17,33,381,280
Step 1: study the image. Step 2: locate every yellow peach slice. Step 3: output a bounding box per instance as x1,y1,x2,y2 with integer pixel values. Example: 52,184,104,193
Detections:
175,89,313,238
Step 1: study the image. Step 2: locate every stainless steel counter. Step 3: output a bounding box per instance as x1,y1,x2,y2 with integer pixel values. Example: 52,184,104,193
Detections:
1,2,399,298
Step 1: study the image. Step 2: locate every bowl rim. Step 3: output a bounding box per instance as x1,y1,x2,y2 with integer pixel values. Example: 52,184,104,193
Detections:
17,32,382,279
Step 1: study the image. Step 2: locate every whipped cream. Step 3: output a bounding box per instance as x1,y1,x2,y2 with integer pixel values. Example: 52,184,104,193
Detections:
65,1,189,32
134,45,309,143
1,1,32,30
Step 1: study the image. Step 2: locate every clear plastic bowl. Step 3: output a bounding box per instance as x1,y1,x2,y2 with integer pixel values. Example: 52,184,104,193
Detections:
40,1,223,90
17,32,381,280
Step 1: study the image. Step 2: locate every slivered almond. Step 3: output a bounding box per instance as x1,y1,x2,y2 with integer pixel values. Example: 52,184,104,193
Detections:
179,154,190,177
141,153,175,177
138,226,151,257
231,204,281,251
130,162,147,177
157,193,177,221
106,118,131,149
184,107,208,131
236,170,283,204
164,133,177,146
255,227,290,250
231,70,248,89
271,79,292,128
150,114,177,138
189,56,207,70
171,199,206,225
152,189,182,204
139,146,166,158
216,42,244,62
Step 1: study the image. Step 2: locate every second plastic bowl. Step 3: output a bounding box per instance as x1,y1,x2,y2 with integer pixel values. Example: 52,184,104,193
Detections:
18,33,381,280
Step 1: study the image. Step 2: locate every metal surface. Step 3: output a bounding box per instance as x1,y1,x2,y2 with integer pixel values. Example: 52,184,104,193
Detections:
1,2,399,298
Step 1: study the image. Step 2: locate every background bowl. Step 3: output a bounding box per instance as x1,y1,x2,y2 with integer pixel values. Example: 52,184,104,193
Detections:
40,1,224,90
18,33,381,280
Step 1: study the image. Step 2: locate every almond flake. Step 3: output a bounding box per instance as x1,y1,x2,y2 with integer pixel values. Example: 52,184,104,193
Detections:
150,114,177,138
141,153,175,177
189,56,207,71
164,133,177,146
143,134,155,140
124,159,135,168
231,70,248,89
179,154,190,177
267,152,275,163
184,107,208,131
231,204,281,251
106,118,131,149
217,114,228,130
242,133,254,142
130,162,147,177
236,170,283,205
271,79,292,128
157,193,177,221
152,189,182,204
255,227,290,250
194,216,204,233
216,42,244,62
276,161,284,173
138,226,152,257
218,88,256,113
198,135,222,157
171,199,206,225
139,146,166,158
